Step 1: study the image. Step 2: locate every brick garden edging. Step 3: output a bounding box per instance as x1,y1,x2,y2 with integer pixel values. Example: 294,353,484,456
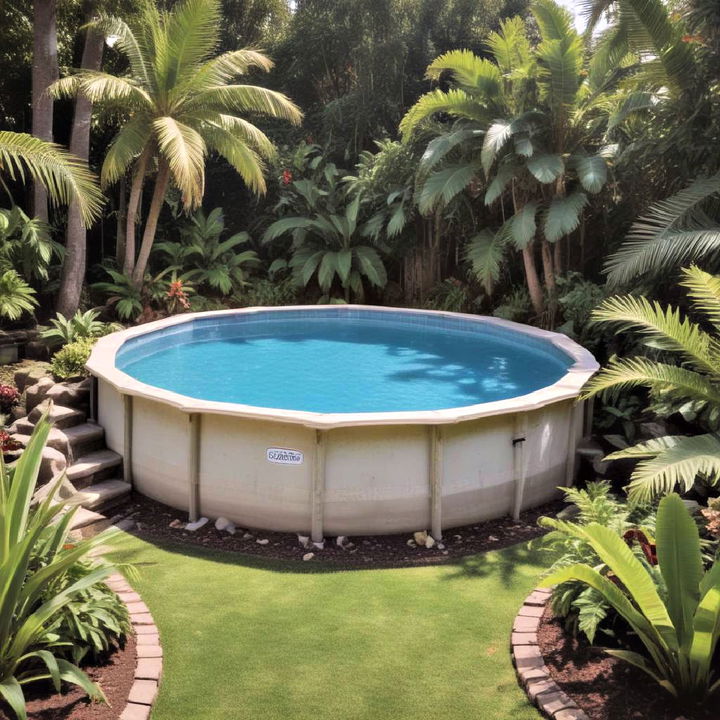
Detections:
511,588,590,720
106,573,163,720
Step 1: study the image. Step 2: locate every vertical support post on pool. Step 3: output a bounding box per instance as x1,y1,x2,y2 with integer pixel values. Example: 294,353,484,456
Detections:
122,394,133,487
564,401,582,487
311,429,327,543
430,425,444,540
512,414,528,521
188,413,201,522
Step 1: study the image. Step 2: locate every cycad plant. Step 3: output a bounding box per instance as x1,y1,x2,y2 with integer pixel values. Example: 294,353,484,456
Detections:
0,416,123,719
541,493,720,703
583,265,720,502
0,131,102,226
52,0,301,285
0,270,38,323
605,172,720,287
400,0,620,321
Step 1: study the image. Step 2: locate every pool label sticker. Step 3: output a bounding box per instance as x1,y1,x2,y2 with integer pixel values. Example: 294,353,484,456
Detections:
266,447,304,465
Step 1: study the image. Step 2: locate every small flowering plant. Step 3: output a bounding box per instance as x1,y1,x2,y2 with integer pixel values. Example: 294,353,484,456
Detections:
0,430,21,454
0,384,19,413
162,271,196,314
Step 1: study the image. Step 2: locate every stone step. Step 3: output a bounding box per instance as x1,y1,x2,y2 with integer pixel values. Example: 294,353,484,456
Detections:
10,422,105,463
67,449,123,488
77,479,131,512
68,506,107,531
62,422,105,461
28,402,86,430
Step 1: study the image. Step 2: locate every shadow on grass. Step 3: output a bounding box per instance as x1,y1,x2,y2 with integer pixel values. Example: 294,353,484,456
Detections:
109,529,546,587
439,543,544,587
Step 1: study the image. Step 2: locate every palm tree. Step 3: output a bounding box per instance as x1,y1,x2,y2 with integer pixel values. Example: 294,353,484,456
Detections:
0,131,103,225
582,265,720,503
52,0,302,286
400,1,620,323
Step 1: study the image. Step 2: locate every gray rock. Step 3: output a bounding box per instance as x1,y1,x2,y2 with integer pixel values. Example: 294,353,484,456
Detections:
33,475,78,505
413,530,428,546
25,377,54,413
38,446,67,485
302,552,315,561
425,535,436,549
297,534,311,548
46,381,90,409
214,516,236,534
15,363,52,393
25,340,50,361
256,538,269,545
185,517,209,531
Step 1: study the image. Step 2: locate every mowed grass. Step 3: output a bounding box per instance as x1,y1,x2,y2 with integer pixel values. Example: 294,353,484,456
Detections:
115,536,545,720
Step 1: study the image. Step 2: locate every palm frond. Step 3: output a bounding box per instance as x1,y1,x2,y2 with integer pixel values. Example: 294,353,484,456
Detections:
544,192,588,242
100,117,152,188
400,89,491,139
426,50,502,98
681,265,720,331
189,85,301,124
203,125,266,195
605,434,720,503
582,356,720,406
153,117,206,206
0,132,103,226
590,294,719,375
487,17,531,74
605,173,720,287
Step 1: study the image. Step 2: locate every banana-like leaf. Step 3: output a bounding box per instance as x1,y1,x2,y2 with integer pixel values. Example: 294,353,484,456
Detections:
544,192,588,242
527,153,564,184
656,494,703,651
510,202,538,249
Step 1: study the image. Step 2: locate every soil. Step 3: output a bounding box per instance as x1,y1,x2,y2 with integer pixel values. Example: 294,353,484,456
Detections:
537,607,717,720
0,634,136,720
102,493,560,568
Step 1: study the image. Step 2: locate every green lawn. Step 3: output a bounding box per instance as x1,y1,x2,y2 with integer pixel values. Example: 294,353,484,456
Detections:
116,537,545,720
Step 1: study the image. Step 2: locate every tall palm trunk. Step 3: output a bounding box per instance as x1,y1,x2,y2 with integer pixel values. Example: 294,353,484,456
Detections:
541,239,557,327
115,178,127,266
56,9,104,317
132,161,170,286
31,0,59,222
123,148,150,275
522,243,544,317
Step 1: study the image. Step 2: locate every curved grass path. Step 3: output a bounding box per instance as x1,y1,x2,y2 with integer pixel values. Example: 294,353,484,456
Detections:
115,536,545,720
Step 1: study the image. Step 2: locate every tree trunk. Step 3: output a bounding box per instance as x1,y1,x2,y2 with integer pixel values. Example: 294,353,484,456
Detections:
522,244,544,317
132,161,170,286
123,148,150,275
31,0,59,222
116,177,127,266
56,12,104,317
541,239,557,328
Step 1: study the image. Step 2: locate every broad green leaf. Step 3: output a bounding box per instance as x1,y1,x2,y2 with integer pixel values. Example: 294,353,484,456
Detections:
544,192,588,242
510,202,538,249
527,153,564,184
574,155,608,194
418,164,476,215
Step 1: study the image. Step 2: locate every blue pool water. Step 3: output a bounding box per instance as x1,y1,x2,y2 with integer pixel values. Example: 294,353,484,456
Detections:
116,311,571,413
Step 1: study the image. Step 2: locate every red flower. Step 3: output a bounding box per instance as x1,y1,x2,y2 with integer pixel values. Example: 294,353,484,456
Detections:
167,280,191,310
282,169,293,185
0,431,20,453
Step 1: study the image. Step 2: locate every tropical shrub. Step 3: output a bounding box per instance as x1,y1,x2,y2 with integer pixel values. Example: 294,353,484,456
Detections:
582,265,720,502
44,561,131,665
41,310,119,348
235,277,298,307
0,206,63,281
0,270,37,323
50,337,97,379
0,416,123,718
537,481,657,642
541,493,720,704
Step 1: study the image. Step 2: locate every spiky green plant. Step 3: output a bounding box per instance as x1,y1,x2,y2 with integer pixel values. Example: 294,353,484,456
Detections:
583,265,720,502
0,270,37,322
0,416,124,719
0,132,102,226
605,172,720,287
541,493,720,703
52,0,301,285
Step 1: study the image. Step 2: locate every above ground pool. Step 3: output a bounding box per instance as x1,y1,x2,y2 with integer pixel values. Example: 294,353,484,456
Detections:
88,306,598,539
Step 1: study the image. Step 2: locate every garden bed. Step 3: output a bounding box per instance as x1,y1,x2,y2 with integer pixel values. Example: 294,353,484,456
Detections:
537,607,717,720
101,494,560,568
0,635,136,720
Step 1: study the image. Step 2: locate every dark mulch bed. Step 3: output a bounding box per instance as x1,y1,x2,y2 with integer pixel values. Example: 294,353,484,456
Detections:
538,607,717,720
108,493,560,568
0,634,136,720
